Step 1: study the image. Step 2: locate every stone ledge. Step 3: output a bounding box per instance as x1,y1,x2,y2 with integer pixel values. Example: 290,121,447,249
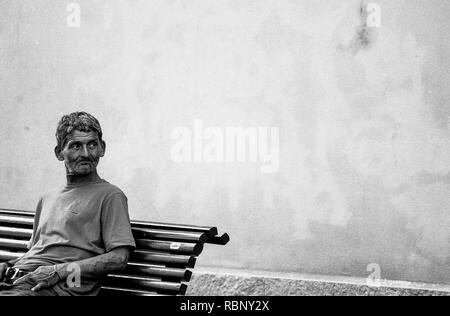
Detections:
186,269,450,296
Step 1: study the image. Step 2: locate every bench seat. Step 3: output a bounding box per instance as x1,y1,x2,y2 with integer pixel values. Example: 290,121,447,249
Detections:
0,208,229,296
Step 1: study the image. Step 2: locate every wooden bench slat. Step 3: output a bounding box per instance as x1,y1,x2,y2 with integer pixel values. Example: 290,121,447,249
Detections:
0,238,28,250
131,250,196,268
0,209,34,217
0,249,24,261
0,226,32,239
125,263,191,281
134,238,203,256
0,215,34,227
99,286,165,296
207,233,230,245
105,274,187,295
132,227,208,244
131,220,217,238
0,231,211,255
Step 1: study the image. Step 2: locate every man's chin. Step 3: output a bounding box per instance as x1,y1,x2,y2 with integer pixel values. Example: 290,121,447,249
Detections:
69,168,95,176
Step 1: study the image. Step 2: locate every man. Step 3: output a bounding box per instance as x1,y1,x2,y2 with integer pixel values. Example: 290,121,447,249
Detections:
0,112,136,296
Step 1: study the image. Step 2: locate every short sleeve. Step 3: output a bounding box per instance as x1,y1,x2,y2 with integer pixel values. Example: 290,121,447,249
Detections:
101,192,136,252
28,198,43,250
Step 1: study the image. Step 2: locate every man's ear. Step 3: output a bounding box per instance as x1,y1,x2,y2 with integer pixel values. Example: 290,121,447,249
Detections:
54,146,64,161
100,141,106,157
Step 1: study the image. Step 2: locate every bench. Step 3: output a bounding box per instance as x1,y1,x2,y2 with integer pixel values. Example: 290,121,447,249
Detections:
0,208,229,296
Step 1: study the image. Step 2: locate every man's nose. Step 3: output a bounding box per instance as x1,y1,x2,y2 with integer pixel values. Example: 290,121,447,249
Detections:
80,145,90,158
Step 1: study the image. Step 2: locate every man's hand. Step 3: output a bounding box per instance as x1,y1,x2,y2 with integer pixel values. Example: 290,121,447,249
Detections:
9,247,130,292
13,265,61,292
0,262,8,281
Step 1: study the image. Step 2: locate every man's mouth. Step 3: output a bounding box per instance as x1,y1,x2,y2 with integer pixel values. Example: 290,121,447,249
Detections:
77,161,93,166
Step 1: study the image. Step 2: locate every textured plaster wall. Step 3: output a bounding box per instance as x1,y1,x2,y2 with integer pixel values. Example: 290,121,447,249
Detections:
0,0,448,284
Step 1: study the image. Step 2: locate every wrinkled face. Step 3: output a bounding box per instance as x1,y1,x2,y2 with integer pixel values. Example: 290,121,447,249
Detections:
55,130,105,175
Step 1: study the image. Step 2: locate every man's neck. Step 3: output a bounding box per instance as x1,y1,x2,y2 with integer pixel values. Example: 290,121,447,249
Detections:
66,170,101,185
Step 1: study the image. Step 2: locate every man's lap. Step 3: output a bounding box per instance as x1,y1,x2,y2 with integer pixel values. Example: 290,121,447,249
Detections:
0,279,60,296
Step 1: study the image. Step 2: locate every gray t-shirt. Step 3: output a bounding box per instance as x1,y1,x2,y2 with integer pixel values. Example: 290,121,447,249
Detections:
15,179,136,296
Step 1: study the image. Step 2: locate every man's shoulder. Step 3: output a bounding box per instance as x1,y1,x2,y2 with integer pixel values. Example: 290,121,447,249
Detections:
95,180,127,198
40,184,66,200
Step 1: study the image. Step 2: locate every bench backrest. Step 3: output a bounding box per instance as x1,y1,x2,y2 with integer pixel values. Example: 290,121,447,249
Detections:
0,209,229,296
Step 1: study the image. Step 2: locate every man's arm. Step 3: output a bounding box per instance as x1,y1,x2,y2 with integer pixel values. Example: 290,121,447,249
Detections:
14,246,131,292
57,246,131,280
4,257,22,267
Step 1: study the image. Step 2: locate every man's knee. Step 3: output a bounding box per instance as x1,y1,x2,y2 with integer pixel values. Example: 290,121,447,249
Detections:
0,281,35,296
0,290,37,296
0,287,34,296
0,281,61,296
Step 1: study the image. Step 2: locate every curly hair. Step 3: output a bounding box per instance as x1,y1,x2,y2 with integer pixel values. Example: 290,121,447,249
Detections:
56,112,103,149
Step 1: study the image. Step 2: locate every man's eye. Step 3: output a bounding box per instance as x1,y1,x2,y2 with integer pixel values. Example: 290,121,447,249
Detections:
71,144,81,150
89,143,98,148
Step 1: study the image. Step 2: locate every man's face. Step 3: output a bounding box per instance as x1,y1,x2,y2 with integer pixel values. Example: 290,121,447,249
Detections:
56,130,105,175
